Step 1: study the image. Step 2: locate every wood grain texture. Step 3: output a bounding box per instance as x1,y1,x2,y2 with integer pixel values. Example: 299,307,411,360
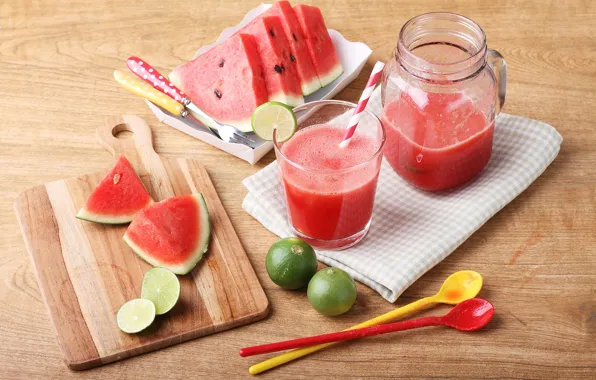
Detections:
1,0,595,378
13,115,269,370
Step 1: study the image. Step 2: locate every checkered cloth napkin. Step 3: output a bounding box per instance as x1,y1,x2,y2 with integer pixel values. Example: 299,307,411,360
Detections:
242,88,562,302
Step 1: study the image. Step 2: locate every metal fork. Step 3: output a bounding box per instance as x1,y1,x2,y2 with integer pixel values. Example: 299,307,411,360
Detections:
126,56,263,149
179,97,263,149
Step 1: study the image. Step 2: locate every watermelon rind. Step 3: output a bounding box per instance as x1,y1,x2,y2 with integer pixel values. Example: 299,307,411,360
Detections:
318,63,344,88
76,208,147,225
123,193,211,275
301,76,323,97
269,92,305,109
188,108,253,134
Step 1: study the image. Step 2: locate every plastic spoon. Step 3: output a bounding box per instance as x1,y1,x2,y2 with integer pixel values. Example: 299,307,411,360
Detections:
241,298,493,357
248,270,483,375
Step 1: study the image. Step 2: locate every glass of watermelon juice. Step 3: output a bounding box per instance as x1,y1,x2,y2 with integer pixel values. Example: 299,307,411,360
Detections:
274,100,385,250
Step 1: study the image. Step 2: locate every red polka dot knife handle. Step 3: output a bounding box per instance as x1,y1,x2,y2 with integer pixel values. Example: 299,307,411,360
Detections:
126,56,185,103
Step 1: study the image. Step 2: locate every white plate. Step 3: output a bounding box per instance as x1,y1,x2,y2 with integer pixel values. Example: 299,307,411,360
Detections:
147,3,372,165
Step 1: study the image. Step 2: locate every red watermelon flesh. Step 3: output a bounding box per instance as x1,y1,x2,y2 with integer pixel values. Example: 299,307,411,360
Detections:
124,193,210,275
294,4,343,87
263,1,321,96
76,155,152,224
240,15,304,107
169,34,268,133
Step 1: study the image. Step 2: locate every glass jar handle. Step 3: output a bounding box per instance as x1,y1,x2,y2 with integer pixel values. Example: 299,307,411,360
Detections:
488,49,507,114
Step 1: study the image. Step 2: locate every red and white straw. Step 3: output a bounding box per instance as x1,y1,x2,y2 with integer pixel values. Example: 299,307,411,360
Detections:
339,61,385,148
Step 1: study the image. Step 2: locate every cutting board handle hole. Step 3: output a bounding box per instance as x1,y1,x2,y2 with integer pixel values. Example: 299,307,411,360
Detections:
98,116,154,157
112,123,133,139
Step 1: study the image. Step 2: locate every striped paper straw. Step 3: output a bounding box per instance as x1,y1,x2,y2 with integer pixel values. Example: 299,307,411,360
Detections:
339,61,385,148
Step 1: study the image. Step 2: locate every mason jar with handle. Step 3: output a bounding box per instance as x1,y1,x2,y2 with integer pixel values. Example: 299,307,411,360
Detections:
381,12,507,191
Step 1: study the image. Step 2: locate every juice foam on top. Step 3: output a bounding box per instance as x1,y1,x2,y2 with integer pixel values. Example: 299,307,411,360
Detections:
281,124,378,170
279,124,380,194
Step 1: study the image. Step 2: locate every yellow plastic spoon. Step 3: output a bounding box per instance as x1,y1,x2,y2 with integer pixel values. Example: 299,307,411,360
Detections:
248,270,483,375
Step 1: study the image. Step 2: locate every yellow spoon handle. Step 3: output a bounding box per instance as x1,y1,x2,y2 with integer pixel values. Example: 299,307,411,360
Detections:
249,296,435,375
113,70,185,116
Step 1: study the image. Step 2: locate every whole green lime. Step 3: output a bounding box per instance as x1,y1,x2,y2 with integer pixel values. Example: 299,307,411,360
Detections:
266,238,318,290
307,267,357,316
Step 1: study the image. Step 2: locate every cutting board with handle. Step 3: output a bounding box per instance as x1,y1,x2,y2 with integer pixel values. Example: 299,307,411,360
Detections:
14,115,269,370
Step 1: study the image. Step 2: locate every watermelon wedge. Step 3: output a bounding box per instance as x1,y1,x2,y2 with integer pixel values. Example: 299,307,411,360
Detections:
294,4,343,87
77,155,152,224
263,1,322,96
169,34,268,133
123,193,210,275
241,15,304,107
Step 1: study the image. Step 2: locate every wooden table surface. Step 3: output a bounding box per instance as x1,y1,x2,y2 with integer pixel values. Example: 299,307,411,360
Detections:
1,0,595,378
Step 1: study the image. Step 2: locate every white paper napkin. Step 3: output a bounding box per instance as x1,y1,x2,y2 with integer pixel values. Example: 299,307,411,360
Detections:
242,88,562,302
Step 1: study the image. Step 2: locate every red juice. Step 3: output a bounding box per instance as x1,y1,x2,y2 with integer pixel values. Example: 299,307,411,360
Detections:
279,124,381,245
382,91,494,191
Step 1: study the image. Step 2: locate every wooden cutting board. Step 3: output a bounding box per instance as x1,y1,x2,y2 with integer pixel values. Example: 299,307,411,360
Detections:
14,115,269,370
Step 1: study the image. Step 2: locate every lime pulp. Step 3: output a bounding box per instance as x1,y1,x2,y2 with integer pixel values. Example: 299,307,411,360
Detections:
141,267,181,315
251,101,297,142
117,298,156,334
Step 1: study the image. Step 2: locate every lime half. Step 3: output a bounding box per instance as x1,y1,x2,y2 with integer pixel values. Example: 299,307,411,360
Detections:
141,268,181,315
117,298,156,334
251,101,297,142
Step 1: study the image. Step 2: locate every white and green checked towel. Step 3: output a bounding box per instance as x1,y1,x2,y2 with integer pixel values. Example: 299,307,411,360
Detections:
242,88,562,302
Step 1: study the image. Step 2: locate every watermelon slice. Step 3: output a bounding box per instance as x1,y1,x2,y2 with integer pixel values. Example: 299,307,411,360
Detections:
76,155,152,224
294,5,343,87
241,15,304,107
263,1,322,96
123,193,210,275
169,34,268,133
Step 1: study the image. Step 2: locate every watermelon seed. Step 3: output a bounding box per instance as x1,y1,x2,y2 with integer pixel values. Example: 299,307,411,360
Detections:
219,59,224,67
292,33,297,41
290,55,296,62
269,29,275,37
214,89,222,99
274,65,282,74
113,173,121,184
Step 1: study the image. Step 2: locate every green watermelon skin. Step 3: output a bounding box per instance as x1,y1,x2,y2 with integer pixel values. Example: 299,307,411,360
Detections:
123,193,210,275
169,34,268,133
241,15,304,107
263,1,322,96
294,5,343,87
76,155,152,224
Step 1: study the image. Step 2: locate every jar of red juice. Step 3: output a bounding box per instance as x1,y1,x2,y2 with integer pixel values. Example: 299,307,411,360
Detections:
381,12,507,191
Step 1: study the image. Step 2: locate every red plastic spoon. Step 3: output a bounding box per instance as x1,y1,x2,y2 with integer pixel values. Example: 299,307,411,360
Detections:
240,298,494,357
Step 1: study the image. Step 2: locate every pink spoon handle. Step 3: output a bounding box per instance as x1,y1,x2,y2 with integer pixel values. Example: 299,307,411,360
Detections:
126,56,185,102
239,316,444,357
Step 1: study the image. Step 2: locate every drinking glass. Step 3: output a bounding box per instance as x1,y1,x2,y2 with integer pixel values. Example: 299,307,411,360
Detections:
274,100,386,250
